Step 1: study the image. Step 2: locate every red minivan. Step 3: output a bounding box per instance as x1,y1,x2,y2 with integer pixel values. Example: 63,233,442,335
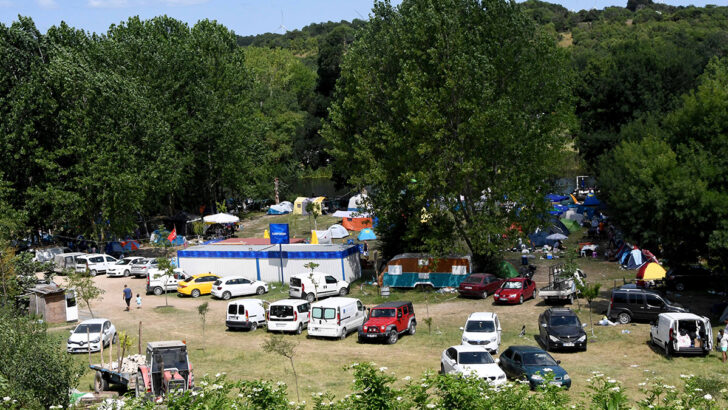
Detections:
458,274,505,299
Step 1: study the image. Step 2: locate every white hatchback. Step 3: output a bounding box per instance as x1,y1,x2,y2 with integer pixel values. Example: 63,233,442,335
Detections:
106,257,145,277
441,345,507,386
67,318,117,353
211,276,269,300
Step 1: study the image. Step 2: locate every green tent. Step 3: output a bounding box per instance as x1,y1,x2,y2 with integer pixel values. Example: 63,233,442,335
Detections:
497,261,519,278
561,218,581,233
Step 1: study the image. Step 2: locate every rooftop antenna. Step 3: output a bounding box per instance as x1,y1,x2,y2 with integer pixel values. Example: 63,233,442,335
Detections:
279,10,288,33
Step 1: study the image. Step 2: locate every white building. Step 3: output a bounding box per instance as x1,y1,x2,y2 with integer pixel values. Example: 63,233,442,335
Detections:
177,244,361,284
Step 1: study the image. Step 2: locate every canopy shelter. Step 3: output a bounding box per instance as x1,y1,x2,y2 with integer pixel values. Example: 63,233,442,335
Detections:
637,262,667,281
203,213,239,224
357,228,377,241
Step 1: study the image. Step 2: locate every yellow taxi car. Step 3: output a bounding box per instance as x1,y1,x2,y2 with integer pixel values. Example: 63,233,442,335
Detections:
177,273,221,298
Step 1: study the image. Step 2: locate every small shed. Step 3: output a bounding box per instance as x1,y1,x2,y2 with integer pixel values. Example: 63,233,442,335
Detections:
27,283,75,323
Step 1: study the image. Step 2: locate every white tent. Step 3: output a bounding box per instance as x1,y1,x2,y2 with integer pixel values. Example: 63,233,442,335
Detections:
203,213,239,224
332,210,371,218
348,193,368,211
564,210,584,224
328,224,349,239
312,230,333,244
268,201,293,214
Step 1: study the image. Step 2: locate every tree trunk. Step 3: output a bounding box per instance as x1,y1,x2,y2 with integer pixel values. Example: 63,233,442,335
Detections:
588,301,595,337
87,300,95,318
289,356,300,402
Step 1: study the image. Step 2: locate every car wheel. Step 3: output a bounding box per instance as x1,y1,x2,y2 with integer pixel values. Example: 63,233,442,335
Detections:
665,343,672,357
124,270,130,277
135,371,145,398
387,330,398,344
250,322,258,331
519,295,524,304
675,282,685,292
617,312,631,324
481,291,488,299
340,328,347,340
256,286,265,295
153,287,163,296
408,322,416,335
89,269,97,277
296,323,303,335
191,289,201,298
339,287,349,296
305,293,315,303
112,332,118,344
440,363,445,374
222,291,231,300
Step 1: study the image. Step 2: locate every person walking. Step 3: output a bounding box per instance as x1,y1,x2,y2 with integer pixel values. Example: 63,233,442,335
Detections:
123,284,132,311
718,329,728,362
136,293,142,309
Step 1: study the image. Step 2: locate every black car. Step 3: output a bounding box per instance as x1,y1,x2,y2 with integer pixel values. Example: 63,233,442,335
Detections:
665,265,724,292
538,308,587,352
607,286,685,324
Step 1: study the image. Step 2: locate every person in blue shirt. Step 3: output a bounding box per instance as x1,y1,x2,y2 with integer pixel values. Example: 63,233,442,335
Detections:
123,284,132,311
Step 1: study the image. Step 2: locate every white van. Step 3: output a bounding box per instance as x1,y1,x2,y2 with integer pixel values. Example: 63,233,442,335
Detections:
460,312,502,354
226,299,266,331
75,253,117,276
53,252,85,274
267,299,311,334
307,297,366,340
289,272,349,303
650,312,713,357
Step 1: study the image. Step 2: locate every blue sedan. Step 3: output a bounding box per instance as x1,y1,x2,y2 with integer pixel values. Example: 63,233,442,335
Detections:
498,345,571,390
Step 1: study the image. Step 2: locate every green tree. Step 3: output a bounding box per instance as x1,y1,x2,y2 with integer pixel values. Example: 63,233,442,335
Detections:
197,301,209,351
67,272,105,318
577,282,601,337
323,0,574,267
262,334,300,402
156,257,176,307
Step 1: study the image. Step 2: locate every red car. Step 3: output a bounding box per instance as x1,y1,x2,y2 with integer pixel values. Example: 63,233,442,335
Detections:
358,301,416,344
493,278,536,304
457,274,504,299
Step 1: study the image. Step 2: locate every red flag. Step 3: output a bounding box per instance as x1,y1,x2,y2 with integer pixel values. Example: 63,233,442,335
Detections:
167,227,177,243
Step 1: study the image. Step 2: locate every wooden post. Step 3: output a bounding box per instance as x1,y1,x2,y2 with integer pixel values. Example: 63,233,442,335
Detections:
99,329,104,368
117,336,126,372
109,336,112,369
87,328,91,366
138,321,142,355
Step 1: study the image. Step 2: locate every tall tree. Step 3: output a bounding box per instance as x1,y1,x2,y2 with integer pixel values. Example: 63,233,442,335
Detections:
323,0,574,267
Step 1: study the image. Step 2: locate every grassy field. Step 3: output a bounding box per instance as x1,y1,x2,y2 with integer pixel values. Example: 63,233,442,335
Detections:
56,217,728,406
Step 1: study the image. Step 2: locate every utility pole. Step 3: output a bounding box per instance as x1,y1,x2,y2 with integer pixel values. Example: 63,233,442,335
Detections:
274,177,280,204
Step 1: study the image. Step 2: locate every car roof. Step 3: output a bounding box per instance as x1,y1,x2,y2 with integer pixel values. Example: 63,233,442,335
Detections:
547,307,575,315
228,299,264,306
658,312,707,321
191,273,219,278
292,272,327,278
505,277,526,282
311,297,359,307
79,318,108,325
506,345,544,353
147,341,186,349
467,312,497,321
218,275,250,280
77,253,108,258
468,273,496,278
269,299,309,306
449,345,492,354
373,301,411,309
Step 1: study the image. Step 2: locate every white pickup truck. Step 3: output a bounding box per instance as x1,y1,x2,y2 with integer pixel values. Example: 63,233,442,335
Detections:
538,266,585,304
145,268,190,296
650,313,712,357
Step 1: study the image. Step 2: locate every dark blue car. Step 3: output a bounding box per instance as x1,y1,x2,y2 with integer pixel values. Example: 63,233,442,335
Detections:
498,345,571,390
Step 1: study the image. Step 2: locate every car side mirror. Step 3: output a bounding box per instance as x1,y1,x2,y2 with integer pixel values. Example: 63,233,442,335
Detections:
582,323,588,328
459,327,464,331
556,360,561,365
69,329,74,334
495,358,500,364
541,323,547,328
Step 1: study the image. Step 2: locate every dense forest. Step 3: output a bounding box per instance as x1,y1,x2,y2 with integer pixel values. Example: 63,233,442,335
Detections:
0,0,727,269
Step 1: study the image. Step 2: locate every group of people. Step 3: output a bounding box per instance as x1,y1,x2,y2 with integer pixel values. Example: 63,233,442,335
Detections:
122,284,142,311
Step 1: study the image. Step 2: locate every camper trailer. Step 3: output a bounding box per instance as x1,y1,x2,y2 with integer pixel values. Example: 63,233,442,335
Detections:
380,254,471,289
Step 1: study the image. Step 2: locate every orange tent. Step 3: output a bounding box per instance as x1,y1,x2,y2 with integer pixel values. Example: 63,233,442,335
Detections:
342,217,373,231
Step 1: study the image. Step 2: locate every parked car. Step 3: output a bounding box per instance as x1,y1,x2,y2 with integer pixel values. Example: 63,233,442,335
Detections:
177,273,221,298
307,297,366,339
498,345,571,390
67,319,117,353
538,266,585,304
53,252,85,274
106,257,145,277
75,254,117,276
130,258,159,278
441,345,507,386
226,299,267,331
460,312,501,354
665,265,724,292
607,286,686,324
457,274,504,299
289,272,349,303
650,313,713,357
358,301,416,344
267,299,311,334
211,276,268,300
493,277,536,304
538,307,587,352
146,268,191,296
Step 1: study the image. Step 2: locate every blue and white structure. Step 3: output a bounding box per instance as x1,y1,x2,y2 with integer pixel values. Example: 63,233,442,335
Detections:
177,244,361,284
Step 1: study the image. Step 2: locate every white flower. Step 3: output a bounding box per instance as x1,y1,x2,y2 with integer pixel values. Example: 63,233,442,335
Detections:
704,394,713,400
277,381,286,386
192,391,198,396
426,404,436,409
610,387,620,392
397,397,403,401
212,384,222,390
404,376,412,381
238,394,244,398
638,382,646,386
199,381,208,386
421,383,428,388
3,397,10,402
607,379,616,383
215,373,221,377
318,392,324,396
289,402,295,405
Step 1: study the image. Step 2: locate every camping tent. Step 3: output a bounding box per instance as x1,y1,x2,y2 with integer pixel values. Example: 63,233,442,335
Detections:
328,224,349,239
311,197,326,214
311,230,332,244
563,210,584,224
203,213,239,224
497,261,519,278
583,193,601,206
342,217,373,231
121,240,140,251
357,228,377,241
641,249,659,264
348,193,368,211
624,248,645,270
267,201,293,215
560,218,580,232
549,218,570,236
332,210,371,218
546,194,570,202
293,197,311,215
637,262,666,281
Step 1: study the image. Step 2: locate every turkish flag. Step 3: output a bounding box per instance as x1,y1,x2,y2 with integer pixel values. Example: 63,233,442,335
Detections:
167,227,177,243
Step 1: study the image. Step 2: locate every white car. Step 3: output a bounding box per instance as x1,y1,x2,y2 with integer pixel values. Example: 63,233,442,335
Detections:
441,345,507,386
131,258,159,278
67,319,117,353
211,276,269,300
460,312,502,354
267,299,311,334
289,272,349,303
146,268,191,295
226,299,267,331
106,257,145,277
75,254,117,276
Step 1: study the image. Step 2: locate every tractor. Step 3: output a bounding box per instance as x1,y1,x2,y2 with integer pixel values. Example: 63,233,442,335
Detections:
135,341,193,399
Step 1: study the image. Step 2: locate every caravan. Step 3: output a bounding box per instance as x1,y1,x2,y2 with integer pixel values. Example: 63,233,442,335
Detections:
307,297,366,339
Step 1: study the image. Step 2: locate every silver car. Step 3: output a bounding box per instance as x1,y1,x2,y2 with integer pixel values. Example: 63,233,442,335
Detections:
130,258,158,278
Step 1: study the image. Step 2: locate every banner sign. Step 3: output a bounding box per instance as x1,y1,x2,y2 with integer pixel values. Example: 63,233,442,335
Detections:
269,223,290,244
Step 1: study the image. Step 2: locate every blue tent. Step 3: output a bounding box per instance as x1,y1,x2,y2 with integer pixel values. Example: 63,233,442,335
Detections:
105,241,124,256
624,249,644,270
529,231,557,247
583,193,601,206
357,228,377,241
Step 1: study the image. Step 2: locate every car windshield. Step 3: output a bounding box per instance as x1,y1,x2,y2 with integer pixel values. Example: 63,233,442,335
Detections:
459,351,494,365
75,323,102,334
371,309,395,318
462,276,482,284
116,259,131,265
523,352,558,366
270,305,294,317
465,320,496,333
312,307,336,320
550,315,580,327
502,281,522,289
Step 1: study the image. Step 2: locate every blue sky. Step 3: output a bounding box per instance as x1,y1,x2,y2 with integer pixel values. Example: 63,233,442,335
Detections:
0,0,720,36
